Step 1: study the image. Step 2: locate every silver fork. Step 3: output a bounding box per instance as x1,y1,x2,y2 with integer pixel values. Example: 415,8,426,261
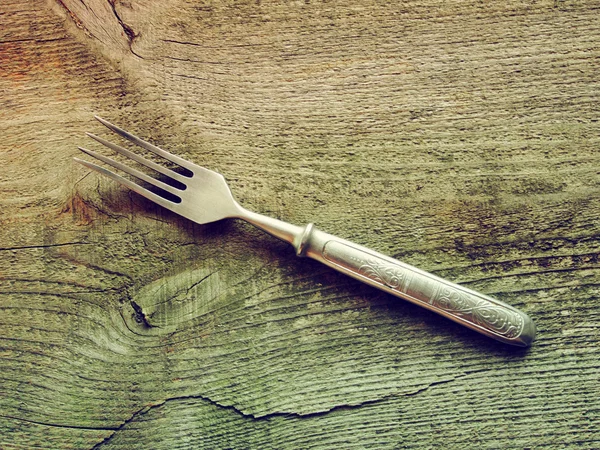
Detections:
75,116,535,347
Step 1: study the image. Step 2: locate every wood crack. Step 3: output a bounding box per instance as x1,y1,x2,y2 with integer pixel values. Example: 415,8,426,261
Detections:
0,242,90,252
106,0,135,42
462,265,600,285
130,300,153,328
0,413,119,432
89,375,462,448
55,0,86,31
106,0,144,59
0,37,67,45
160,38,269,49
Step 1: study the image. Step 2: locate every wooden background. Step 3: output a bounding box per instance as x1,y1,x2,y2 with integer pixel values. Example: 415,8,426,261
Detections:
1,0,599,448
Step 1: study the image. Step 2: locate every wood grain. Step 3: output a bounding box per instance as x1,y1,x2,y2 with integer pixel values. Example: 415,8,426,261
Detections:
1,0,599,448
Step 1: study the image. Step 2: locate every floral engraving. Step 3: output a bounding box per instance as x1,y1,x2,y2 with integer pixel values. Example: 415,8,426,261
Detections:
431,285,524,338
357,258,412,293
322,240,525,339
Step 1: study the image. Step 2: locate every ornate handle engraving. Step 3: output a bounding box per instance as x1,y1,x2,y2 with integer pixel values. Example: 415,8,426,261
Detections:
357,256,413,293
430,285,524,338
321,239,527,342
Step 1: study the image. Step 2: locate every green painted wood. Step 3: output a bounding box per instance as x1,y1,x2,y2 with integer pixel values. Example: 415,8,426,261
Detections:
1,0,599,448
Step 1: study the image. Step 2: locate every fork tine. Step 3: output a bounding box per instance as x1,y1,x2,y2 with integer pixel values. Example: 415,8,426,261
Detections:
86,132,188,184
74,157,180,210
94,116,195,174
78,147,183,200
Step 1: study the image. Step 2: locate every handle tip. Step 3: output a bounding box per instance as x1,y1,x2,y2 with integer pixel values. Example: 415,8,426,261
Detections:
511,313,536,347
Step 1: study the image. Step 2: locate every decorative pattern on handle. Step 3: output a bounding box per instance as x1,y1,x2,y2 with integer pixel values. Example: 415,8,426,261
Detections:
429,285,524,338
357,256,413,293
322,240,525,339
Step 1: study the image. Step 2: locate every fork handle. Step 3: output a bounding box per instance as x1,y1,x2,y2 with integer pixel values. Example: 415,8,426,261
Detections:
240,210,535,347
296,224,535,347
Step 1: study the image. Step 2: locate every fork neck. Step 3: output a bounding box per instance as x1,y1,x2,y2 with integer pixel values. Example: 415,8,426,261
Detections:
236,207,312,256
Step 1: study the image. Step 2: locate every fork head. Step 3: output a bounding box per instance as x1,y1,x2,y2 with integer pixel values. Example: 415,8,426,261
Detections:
74,116,242,224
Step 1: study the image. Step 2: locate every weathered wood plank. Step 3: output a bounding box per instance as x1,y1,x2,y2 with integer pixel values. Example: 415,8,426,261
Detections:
1,0,599,448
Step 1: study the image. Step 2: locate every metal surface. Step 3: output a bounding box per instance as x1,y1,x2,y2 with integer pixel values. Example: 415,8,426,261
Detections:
76,117,536,347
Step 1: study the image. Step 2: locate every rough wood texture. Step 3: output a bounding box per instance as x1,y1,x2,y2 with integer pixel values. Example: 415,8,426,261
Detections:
1,0,599,448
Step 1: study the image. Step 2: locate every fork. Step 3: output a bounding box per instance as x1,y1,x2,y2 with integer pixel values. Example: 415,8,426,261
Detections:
75,116,535,347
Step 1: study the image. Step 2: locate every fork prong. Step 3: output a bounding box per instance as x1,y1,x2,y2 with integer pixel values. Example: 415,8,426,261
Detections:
78,147,182,200
74,157,180,210
86,132,188,184
94,116,195,174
